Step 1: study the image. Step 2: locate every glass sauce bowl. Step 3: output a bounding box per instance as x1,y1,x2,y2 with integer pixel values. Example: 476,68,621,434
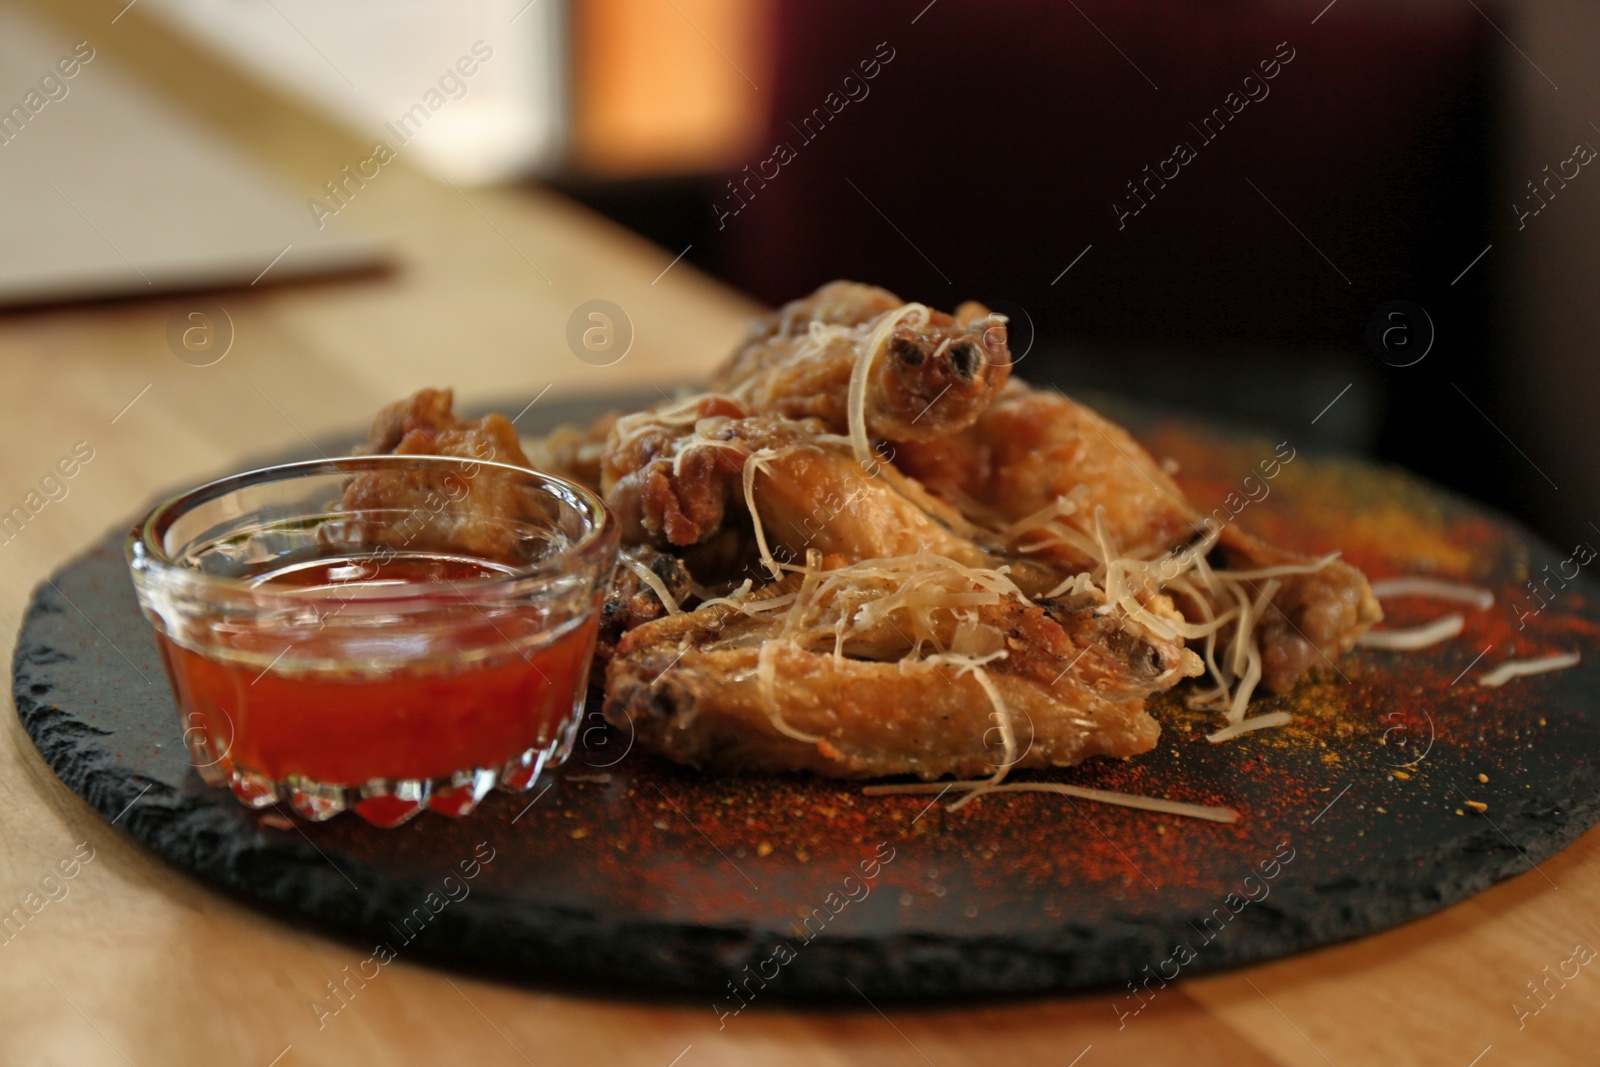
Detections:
126,455,618,826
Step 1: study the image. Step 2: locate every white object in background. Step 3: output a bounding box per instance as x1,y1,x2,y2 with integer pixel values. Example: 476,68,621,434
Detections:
141,0,567,184
0,5,386,307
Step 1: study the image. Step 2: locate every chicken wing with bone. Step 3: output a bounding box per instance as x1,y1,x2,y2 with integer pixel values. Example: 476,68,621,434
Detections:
344,388,689,655
549,280,1011,549
603,398,988,558
340,386,544,560
711,280,1012,443
894,381,1382,698
605,555,1200,779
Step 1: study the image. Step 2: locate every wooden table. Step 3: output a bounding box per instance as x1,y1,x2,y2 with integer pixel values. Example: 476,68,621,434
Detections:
3,4,1597,1064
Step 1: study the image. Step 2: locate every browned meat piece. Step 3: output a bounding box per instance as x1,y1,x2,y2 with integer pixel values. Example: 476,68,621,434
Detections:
896,381,1196,567
710,280,1011,443
357,387,531,468
598,402,1061,592
594,545,693,669
341,387,542,561
897,381,1380,691
600,394,753,547
1211,527,1383,692
523,413,619,493
604,561,1199,779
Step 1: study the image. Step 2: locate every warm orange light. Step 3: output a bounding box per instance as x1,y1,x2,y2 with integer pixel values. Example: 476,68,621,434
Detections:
573,0,771,177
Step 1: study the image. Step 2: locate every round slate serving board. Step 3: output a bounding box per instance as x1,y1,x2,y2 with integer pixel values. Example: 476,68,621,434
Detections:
14,396,1600,1005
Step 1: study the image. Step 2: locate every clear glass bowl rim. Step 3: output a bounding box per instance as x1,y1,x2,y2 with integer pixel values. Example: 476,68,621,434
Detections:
125,454,617,606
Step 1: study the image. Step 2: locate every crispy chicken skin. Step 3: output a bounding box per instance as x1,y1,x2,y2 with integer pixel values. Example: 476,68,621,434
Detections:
344,388,681,640
357,387,531,468
599,400,979,560
746,435,994,571
896,381,1196,566
605,574,1199,779
595,546,692,668
711,281,1012,443
523,412,617,493
341,387,539,560
897,382,1381,691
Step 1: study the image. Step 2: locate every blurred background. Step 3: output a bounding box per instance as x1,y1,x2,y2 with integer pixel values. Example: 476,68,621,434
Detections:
2,0,1596,551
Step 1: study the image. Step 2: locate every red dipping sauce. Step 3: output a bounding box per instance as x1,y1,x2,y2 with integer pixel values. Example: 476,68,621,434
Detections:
156,556,599,786
126,455,618,826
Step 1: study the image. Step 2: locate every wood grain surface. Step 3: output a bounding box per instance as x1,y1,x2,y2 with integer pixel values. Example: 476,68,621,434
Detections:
2,3,1597,1064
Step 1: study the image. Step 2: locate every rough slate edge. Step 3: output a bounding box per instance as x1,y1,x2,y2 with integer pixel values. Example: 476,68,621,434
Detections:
11,395,1600,1005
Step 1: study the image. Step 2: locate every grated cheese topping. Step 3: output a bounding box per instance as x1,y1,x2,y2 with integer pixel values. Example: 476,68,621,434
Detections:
648,305,1450,819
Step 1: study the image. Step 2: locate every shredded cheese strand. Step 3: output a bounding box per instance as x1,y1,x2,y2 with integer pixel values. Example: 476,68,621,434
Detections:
1355,613,1465,650
971,667,1015,788
1207,711,1293,743
1478,651,1581,688
622,557,682,615
1225,579,1256,680
1204,553,1342,581
862,780,1238,824
612,392,737,450
997,495,1081,543
1167,575,1229,708
1369,576,1495,610
695,579,756,613
847,303,926,468
756,641,822,743
1225,641,1264,725
742,447,793,579
1044,572,1102,599
1221,580,1278,724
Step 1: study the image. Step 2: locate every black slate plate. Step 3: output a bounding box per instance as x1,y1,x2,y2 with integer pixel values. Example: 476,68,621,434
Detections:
14,396,1600,1004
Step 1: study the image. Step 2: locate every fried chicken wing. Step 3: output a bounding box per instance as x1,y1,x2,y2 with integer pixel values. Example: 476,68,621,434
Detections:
605,559,1199,779
1209,528,1382,692
711,281,1012,443
896,381,1195,566
897,382,1380,691
597,401,1061,594
357,387,531,468
341,387,540,560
